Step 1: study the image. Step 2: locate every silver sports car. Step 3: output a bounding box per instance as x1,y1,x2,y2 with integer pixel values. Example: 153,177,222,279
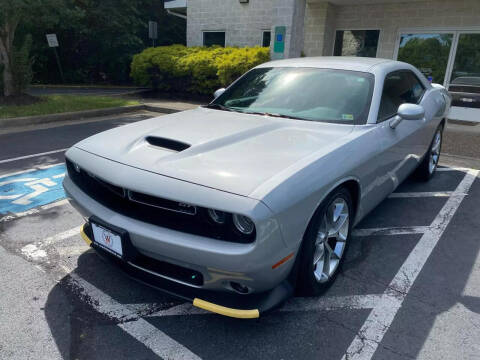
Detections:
64,57,450,318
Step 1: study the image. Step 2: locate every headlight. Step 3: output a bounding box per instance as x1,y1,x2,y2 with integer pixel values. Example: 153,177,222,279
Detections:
208,209,227,224
233,214,255,235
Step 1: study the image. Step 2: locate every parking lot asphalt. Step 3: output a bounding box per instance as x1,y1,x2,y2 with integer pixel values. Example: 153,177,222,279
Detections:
1,113,480,360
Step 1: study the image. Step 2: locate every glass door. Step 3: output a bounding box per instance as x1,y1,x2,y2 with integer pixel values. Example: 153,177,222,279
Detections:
396,33,454,85
448,33,480,122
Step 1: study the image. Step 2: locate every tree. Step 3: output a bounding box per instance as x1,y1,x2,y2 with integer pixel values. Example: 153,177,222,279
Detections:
1,0,186,91
0,0,69,96
0,1,24,96
23,0,186,85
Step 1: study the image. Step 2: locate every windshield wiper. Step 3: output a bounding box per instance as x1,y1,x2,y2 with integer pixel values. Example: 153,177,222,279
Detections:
202,103,233,112
243,111,308,121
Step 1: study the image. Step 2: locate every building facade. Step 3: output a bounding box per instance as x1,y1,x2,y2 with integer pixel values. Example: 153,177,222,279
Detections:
165,0,480,122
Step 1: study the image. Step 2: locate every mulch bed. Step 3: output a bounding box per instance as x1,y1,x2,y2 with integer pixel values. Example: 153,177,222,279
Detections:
137,90,212,104
0,94,43,106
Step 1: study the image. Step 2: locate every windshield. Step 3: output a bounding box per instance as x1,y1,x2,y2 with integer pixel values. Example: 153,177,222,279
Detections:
211,67,375,124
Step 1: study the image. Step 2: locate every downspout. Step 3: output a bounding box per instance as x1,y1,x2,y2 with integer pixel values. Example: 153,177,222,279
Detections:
166,9,187,20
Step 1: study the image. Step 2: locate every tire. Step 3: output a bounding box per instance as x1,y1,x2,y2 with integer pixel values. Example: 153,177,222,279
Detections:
297,187,353,296
415,124,444,181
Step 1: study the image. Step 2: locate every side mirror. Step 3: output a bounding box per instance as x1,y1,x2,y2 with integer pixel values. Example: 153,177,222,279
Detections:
390,103,425,129
213,88,226,99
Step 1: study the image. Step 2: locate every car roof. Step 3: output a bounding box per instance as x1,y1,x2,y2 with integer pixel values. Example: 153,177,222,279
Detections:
256,56,398,73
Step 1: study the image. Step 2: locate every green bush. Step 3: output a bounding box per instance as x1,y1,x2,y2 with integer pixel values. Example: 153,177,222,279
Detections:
130,45,270,95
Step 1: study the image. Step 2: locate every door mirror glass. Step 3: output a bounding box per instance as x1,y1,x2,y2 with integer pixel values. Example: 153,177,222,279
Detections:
398,103,425,120
213,88,226,99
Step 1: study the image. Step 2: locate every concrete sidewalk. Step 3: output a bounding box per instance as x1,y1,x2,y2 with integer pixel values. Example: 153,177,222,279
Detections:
0,98,202,132
141,98,203,112
443,121,480,160
27,85,148,97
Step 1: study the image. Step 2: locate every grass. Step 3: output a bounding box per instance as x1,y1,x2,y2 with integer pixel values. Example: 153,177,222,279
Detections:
0,95,140,119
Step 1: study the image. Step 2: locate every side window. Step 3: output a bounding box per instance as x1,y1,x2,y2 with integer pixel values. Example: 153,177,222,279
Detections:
262,31,271,47
378,71,426,122
203,31,226,47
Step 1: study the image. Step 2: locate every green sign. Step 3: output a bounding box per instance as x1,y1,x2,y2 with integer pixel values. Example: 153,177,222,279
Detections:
273,26,286,54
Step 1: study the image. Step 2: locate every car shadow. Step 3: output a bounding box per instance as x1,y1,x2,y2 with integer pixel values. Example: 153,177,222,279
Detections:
43,171,480,360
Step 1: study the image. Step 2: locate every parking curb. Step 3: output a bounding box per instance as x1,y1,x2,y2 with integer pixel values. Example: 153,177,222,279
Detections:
0,104,181,130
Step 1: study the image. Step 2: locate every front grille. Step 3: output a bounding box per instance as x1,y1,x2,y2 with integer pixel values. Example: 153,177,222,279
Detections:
66,159,255,243
84,224,204,286
127,190,197,215
131,254,203,286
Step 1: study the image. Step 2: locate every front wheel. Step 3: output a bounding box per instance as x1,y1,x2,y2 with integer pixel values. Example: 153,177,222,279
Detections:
416,125,443,181
297,187,353,296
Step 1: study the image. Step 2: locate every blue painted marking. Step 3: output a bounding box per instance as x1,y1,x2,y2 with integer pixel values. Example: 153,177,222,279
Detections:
0,164,66,215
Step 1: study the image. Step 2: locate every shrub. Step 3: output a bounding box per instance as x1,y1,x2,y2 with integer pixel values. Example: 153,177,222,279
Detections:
130,45,270,95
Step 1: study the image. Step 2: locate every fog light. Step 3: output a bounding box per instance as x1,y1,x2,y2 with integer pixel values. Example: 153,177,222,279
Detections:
208,209,227,224
233,214,254,235
230,281,250,294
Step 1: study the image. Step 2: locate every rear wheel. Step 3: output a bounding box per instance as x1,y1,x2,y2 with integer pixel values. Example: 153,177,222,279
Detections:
297,187,353,296
416,124,443,181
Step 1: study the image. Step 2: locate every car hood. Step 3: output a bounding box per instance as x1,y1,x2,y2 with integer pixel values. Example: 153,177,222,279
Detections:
74,107,354,197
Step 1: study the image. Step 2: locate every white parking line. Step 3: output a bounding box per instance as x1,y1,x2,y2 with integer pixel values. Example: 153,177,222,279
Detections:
0,149,68,165
343,169,479,360
18,164,475,358
353,226,429,237
388,191,453,198
0,198,69,223
42,225,83,247
67,272,201,360
0,162,64,179
280,294,383,313
436,167,470,172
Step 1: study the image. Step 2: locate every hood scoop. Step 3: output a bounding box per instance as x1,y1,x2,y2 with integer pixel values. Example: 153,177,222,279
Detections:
145,136,190,152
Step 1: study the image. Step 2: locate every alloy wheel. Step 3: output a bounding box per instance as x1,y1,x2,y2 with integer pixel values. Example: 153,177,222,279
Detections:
429,130,442,174
313,198,349,283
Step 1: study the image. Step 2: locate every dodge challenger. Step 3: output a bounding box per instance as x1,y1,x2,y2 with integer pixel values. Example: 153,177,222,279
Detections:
63,57,451,318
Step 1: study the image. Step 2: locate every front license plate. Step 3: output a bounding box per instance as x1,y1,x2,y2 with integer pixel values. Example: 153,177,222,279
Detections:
91,222,123,257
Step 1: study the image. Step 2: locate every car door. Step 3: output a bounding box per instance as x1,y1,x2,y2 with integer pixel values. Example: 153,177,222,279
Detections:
375,70,430,190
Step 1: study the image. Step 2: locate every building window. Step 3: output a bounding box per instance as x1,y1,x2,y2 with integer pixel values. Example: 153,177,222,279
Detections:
262,31,271,47
203,31,226,47
334,30,380,58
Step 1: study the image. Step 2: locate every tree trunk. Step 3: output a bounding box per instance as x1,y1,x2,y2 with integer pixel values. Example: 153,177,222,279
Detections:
2,57,14,97
0,17,19,97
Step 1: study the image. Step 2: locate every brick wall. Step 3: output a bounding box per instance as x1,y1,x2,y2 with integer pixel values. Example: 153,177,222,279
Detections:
303,1,336,56
187,0,480,61
326,0,480,59
186,0,274,47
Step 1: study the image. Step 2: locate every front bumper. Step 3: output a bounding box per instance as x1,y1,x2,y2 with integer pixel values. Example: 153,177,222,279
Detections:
80,223,293,318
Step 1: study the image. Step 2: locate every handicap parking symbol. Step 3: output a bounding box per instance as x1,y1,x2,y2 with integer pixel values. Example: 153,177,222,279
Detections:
0,164,66,215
